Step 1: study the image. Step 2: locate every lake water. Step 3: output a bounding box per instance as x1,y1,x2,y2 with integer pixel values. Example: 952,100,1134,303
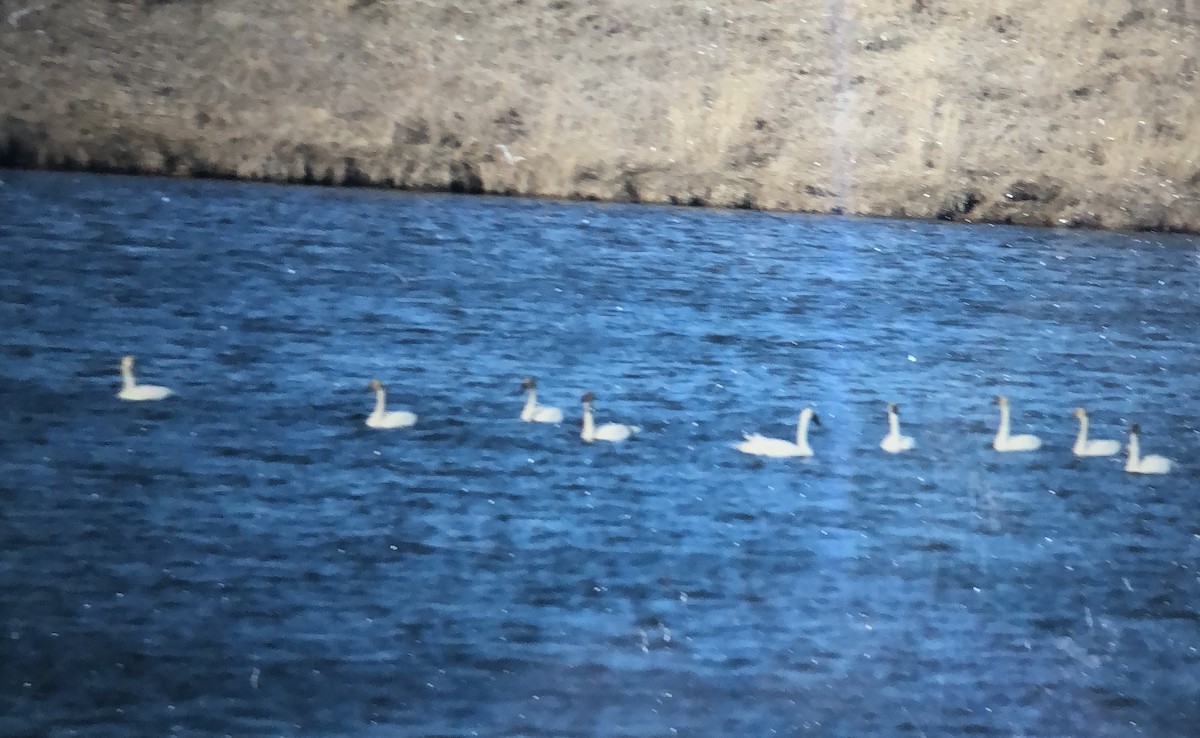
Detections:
1,169,1198,737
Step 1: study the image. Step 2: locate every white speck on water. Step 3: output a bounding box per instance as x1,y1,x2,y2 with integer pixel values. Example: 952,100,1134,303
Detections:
1123,577,1134,592
907,354,917,362
250,668,260,689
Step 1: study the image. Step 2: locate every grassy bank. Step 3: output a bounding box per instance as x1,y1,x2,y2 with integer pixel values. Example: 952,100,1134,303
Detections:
1,0,1198,231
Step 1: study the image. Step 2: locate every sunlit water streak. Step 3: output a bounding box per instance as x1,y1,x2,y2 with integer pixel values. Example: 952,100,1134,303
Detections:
0,170,1198,737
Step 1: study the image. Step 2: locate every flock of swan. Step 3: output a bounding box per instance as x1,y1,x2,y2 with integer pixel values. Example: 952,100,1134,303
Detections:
117,355,1176,475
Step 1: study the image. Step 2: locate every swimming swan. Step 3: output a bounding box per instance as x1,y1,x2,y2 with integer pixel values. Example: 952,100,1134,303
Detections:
520,377,564,423
1125,423,1171,474
580,391,637,443
1072,408,1120,457
992,395,1041,452
366,379,417,429
117,355,173,401
880,403,915,453
735,407,820,458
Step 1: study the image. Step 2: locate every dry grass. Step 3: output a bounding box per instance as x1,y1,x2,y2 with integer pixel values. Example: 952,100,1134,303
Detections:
0,0,1198,230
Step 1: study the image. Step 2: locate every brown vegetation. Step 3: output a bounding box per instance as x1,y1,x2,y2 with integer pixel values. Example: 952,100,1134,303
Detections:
1,0,1198,231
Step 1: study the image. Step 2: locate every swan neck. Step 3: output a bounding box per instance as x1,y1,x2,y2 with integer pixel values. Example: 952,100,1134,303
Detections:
372,387,387,417
1074,415,1089,447
121,364,136,390
887,412,900,437
522,389,537,418
582,404,595,440
796,414,810,447
996,404,1011,439
1127,433,1140,464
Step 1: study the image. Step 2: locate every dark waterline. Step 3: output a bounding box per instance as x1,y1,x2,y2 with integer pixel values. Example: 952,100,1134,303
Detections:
1,169,1198,737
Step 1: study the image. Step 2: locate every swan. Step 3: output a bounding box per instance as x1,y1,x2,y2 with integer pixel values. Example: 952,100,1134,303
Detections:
580,391,638,443
735,407,820,458
992,395,1041,452
366,379,417,429
1125,423,1172,474
1072,408,1120,457
520,377,563,423
880,403,915,453
117,355,173,401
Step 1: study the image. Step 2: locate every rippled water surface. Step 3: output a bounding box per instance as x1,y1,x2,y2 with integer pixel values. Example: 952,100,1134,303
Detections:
1,170,1199,737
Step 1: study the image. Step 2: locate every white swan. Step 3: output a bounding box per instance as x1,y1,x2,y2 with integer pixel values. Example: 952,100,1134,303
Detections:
366,379,417,429
1072,407,1120,457
520,377,563,423
580,391,638,443
992,395,1041,452
116,355,173,401
735,407,820,458
880,403,915,453
1125,423,1172,474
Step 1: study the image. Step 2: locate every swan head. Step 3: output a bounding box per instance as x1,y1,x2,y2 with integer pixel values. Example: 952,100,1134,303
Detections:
887,403,899,415
800,408,820,426
1073,407,1087,419
368,379,384,392
581,391,596,406
1129,422,1141,436
994,395,1008,407
521,376,536,391
121,355,134,370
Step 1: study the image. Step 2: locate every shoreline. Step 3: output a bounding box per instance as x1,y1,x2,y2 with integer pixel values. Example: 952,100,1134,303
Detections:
6,161,1199,240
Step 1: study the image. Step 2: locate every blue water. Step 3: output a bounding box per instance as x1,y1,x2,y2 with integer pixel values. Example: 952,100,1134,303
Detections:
1,169,1198,737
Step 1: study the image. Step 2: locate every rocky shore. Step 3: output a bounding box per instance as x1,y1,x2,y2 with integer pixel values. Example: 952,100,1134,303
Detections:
2,0,1198,232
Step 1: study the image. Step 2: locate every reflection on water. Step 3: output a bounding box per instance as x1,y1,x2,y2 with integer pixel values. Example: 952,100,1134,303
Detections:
1,170,1198,737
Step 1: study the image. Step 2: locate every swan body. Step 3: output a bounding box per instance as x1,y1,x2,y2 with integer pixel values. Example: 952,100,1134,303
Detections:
116,355,173,401
1125,423,1171,474
735,407,820,458
520,377,563,423
992,395,1041,452
880,403,915,453
581,392,637,443
1072,408,1120,457
366,379,417,429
